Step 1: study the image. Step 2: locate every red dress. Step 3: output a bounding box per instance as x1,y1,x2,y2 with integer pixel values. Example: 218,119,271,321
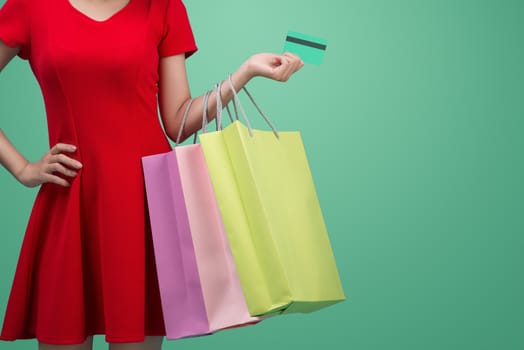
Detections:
0,0,197,344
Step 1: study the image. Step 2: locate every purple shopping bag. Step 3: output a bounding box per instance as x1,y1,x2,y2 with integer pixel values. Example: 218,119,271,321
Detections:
142,150,210,340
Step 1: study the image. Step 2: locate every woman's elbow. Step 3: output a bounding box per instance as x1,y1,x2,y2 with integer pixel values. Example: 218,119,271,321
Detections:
162,118,191,145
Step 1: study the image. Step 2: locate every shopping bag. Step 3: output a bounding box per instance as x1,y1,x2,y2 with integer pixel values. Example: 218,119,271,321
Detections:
199,78,346,316
142,91,258,339
142,142,209,339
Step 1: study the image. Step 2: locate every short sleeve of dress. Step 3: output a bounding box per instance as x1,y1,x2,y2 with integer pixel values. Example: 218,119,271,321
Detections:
0,0,30,60
158,0,197,58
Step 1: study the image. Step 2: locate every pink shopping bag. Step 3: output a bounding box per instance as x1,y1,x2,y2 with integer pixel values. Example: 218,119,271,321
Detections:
176,144,259,331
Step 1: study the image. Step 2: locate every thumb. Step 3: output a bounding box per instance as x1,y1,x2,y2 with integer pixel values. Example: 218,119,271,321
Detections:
271,55,283,66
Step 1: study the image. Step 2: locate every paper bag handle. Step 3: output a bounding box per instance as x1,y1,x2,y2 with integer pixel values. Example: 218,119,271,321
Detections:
175,89,213,145
175,98,195,146
226,75,280,139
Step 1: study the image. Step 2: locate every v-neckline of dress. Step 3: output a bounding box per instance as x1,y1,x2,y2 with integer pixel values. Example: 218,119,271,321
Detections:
66,0,134,24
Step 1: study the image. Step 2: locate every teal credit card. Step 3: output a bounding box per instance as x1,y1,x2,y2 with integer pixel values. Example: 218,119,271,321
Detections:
283,31,328,65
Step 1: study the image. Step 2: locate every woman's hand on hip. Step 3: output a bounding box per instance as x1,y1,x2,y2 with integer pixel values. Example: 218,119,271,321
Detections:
244,52,304,82
16,143,83,188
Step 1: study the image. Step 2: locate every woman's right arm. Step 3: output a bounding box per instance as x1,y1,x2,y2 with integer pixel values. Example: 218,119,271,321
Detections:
0,41,82,187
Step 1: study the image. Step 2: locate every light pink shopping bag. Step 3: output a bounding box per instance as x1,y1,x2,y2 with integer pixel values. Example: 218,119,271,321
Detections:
176,144,259,331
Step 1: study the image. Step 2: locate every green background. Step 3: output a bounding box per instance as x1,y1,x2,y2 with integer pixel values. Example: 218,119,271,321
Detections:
1,0,523,349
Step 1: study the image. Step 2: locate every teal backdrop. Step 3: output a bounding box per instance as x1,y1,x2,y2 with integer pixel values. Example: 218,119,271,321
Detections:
1,0,523,349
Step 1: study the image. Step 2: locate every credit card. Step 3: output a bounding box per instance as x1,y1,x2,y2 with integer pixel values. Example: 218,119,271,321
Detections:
283,31,328,65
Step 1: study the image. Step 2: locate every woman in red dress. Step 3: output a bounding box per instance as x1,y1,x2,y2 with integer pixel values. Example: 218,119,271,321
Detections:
0,0,303,349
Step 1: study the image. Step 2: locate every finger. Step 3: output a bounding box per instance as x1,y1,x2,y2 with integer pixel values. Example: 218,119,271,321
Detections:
273,57,292,81
47,162,78,177
283,52,304,68
51,153,83,169
271,65,288,82
280,59,296,81
283,52,302,62
281,54,292,64
292,59,303,73
271,55,283,67
50,143,77,155
42,173,70,187
284,53,303,70
286,57,302,77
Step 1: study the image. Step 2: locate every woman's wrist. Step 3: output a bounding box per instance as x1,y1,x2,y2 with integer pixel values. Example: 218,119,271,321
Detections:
13,160,30,183
0,129,30,184
233,60,256,88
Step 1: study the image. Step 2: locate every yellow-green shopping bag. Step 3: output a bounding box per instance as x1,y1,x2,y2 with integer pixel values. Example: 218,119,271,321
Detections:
199,78,345,316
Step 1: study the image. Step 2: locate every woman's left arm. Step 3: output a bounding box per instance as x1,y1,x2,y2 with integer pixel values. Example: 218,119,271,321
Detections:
158,52,303,143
